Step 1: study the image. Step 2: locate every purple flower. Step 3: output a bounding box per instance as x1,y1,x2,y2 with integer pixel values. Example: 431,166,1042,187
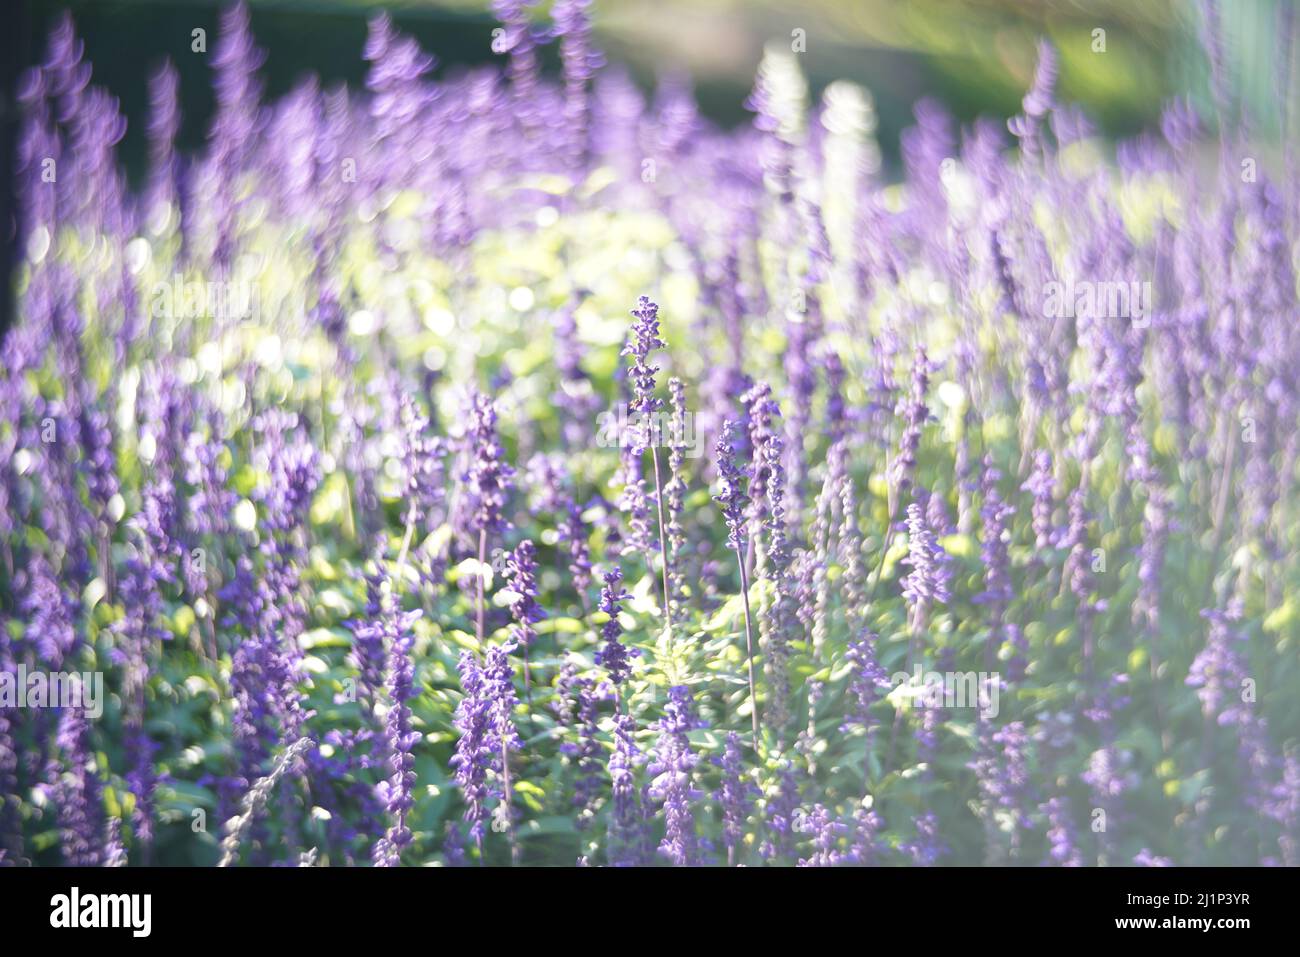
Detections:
556,669,606,829
103,816,127,867
901,495,953,630
616,437,653,560
760,764,801,861
1021,449,1057,551
370,579,423,866
183,412,235,581
50,701,106,866
222,413,320,798
347,566,389,714
968,720,1032,853
714,731,755,865
115,548,166,849
1187,607,1252,727
398,394,446,534
558,500,593,601
742,382,779,532
76,394,118,529
1042,796,1084,867
209,2,266,265
1081,745,1137,859
11,0,1300,871
0,706,19,858
747,385,794,729
22,554,78,668
647,685,703,866
525,452,567,514
842,630,890,737
974,458,1016,674
552,0,603,170
450,640,523,862
1008,40,1058,160
550,305,600,449
503,540,545,649
901,810,948,866
975,459,1013,606
364,13,435,153
606,711,647,866
483,642,522,843
450,652,492,852
465,390,515,541
848,804,886,866
622,296,666,437
595,567,638,686
713,419,749,553
1133,848,1174,867
1061,486,1096,621
144,59,180,225
891,347,932,504
492,0,543,100
663,379,689,592
797,804,847,867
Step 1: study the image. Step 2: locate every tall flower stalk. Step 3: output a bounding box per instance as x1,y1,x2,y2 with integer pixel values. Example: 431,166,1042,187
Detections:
595,566,638,699
451,652,491,862
466,391,514,648
714,420,760,751
622,296,676,659
218,737,315,867
503,539,545,700
483,642,522,865
371,588,422,867
647,685,703,866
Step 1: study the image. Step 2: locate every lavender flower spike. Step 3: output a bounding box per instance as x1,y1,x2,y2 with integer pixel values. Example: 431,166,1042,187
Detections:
714,731,756,866
647,685,704,865
595,567,638,689
450,652,492,859
622,295,666,425
466,390,514,645
503,539,546,695
715,420,760,750
901,494,952,637
372,598,423,867
622,296,675,641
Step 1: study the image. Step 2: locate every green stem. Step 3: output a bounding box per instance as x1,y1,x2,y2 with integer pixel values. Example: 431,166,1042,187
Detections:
736,552,761,753
650,446,673,630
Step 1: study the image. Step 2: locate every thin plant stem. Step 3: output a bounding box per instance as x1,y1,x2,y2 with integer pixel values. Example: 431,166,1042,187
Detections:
500,740,519,866
394,499,418,587
1203,421,1239,609
736,552,761,752
476,528,487,649
650,445,674,635
217,737,314,867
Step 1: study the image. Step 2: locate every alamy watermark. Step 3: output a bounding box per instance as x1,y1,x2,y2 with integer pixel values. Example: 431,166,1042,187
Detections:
595,404,704,458
1042,277,1151,326
889,665,1000,719
0,666,103,719
50,887,151,937
150,274,261,322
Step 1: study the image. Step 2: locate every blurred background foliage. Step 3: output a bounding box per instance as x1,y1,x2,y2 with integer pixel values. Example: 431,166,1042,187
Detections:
13,0,1298,185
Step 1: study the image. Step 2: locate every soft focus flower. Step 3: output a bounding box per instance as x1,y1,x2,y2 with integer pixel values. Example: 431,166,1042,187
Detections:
647,685,703,866
595,567,638,686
